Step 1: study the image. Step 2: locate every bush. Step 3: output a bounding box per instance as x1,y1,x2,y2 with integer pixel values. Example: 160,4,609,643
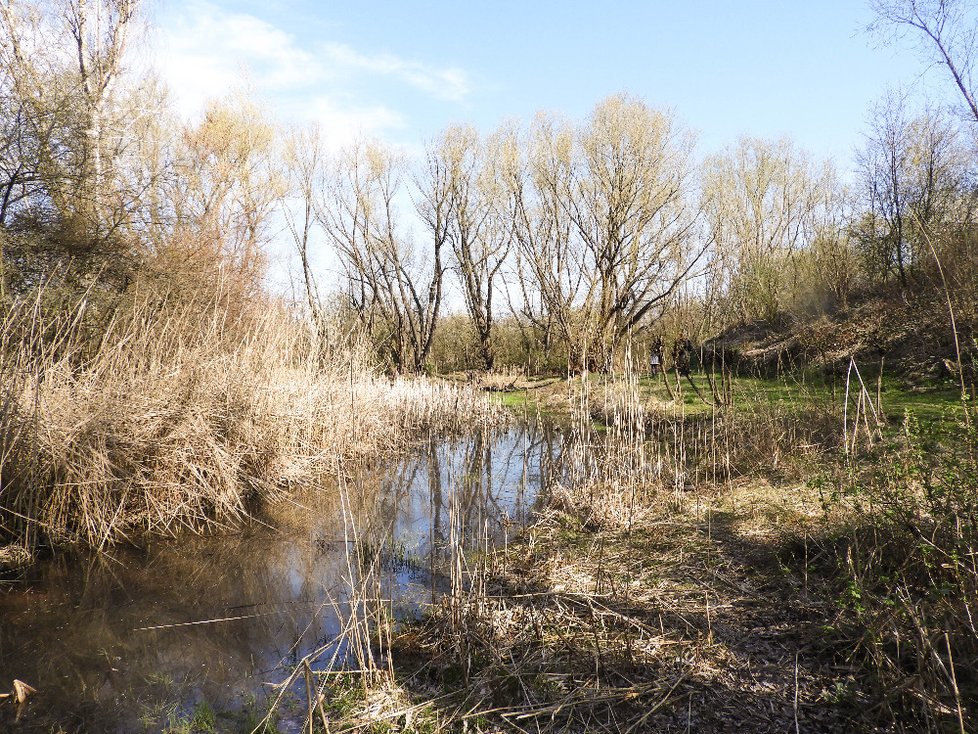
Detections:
827,405,978,729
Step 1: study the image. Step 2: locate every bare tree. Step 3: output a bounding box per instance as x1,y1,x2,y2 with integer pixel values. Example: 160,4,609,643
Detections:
570,95,704,368
703,136,832,323
507,112,585,368
176,95,283,292
111,74,182,256
426,124,512,371
64,0,138,217
284,124,328,341
0,82,45,228
808,171,859,311
1,0,140,225
0,63,50,300
504,99,705,371
870,0,978,123
855,97,966,287
321,142,444,373
0,0,149,297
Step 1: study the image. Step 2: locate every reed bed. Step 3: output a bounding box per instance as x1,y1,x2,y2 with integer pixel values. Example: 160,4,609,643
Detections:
0,289,500,550
402,490,848,732
265,368,847,732
387,371,851,731
263,354,975,732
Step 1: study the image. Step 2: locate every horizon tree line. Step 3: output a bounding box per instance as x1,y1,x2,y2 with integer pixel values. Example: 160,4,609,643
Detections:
1,0,976,374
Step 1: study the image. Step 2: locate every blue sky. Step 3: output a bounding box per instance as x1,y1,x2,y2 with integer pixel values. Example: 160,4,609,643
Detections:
149,1,948,171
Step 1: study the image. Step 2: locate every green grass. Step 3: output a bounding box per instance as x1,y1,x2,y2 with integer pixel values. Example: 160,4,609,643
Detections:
493,390,537,411
492,369,969,429
637,371,967,424
160,701,217,734
152,696,283,734
878,380,967,423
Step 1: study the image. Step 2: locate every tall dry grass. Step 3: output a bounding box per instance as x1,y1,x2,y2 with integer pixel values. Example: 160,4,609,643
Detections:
262,349,975,731
556,366,978,730
563,359,841,528
0,286,499,550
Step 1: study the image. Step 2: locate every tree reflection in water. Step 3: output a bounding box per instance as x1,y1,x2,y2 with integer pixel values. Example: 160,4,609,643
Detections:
0,419,569,733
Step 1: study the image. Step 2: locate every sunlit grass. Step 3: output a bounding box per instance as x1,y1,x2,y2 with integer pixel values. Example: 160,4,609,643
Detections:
491,370,966,427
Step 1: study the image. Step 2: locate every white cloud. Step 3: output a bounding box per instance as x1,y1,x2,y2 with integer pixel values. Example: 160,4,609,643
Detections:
293,96,407,148
150,1,470,141
152,2,326,115
322,42,472,102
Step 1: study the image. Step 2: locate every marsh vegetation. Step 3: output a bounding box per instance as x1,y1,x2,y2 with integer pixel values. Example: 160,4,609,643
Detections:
1,0,978,732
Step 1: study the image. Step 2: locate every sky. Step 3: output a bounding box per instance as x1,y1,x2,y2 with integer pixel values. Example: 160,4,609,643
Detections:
145,0,950,167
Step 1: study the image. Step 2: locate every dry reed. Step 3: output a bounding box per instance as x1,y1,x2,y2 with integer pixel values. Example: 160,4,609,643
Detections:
266,349,974,732
0,286,500,550
378,362,878,732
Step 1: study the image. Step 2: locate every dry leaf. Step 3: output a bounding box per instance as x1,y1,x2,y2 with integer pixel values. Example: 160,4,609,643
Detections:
13,680,36,704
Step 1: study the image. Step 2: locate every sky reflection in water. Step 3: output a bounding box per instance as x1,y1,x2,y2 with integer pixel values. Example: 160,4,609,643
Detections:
0,420,567,733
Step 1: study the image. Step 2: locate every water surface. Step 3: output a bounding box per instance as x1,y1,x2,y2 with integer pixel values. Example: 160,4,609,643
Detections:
0,420,567,733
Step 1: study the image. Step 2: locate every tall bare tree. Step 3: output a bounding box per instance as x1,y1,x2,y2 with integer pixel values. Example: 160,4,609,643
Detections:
0,2,60,228
1,0,139,228
506,98,705,371
0,0,148,299
570,95,703,367
427,124,512,371
507,112,584,367
703,136,832,323
870,0,978,123
807,171,858,311
65,0,138,218
175,95,282,294
855,98,966,288
321,142,444,373
283,124,327,338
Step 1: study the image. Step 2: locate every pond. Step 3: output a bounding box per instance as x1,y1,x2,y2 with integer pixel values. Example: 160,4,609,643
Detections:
0,419,571,733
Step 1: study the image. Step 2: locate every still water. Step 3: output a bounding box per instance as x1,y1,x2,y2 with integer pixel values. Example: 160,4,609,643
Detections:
0,420,568,733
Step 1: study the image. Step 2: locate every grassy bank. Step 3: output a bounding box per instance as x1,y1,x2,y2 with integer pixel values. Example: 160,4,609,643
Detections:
479,368,965,428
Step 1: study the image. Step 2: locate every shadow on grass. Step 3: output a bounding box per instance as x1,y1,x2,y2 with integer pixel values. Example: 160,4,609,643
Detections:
378,502,884,734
